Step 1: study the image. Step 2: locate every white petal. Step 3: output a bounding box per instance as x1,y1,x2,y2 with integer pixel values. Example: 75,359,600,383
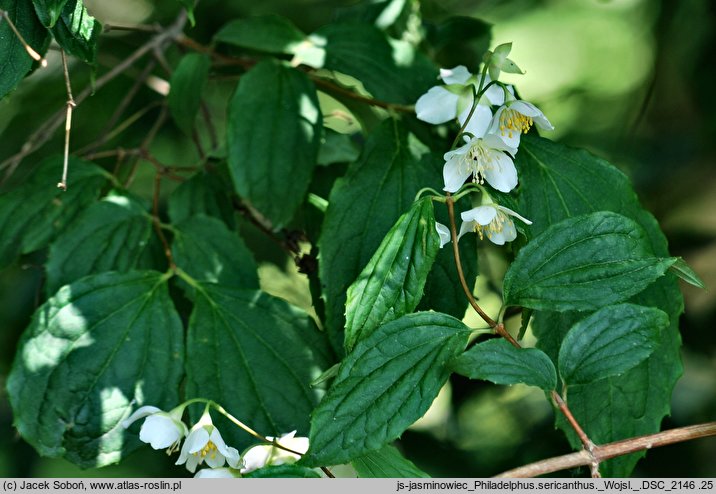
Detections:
240,445,272,474
509,100,554,130
204,450,226,469
186,428,211,454
195,468,236,478
435,222,451,248
208,429,230,456
498,205,532,225
121,406,161,429
489,220,517,245
482,152,518,193
483,131,518,154
225,447,242,469
461,205,497,225
415,86,459,124
482,77,505,106
458,104,491,138
440,65,471,84
486,108,521,150
184,453,201,473
139,414,185,450
457,219,476,241
442,155,472,193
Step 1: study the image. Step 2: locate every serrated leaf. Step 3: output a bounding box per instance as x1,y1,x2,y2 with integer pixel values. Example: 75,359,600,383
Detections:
503,211,676,311
167,169,235,228
172,214,258,290
32,0,69,27
168,53,210,136
344,198,440,352
452,338,556,391
50,0,101,64
214,15,307,55
1,0,51,99
558,304,668,386
352,444,430,478
313,22,435,104
300,312,469,467
45,193,154,293
244,464,321,478
0,155,109,270
185,284,333,451
669,257,706,289
7,271,183,468
227,59,321,228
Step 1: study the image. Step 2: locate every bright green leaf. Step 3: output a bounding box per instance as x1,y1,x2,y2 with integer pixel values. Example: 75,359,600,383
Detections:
352,444,430,478
669,257,706,289
300,312,469,467
214,15,307,55
452,338,556,391
503,211,676,311
167,168,236,228
558,304,668,386
7,271,184,468
172,214,259,290
45,193,154,293
176,0,195,25
168,53,210,136
227,59,321,228
244,464,321,478
185,284,333,451
32,0,69,27
0,155,109,270
344,198,440,352
50,0,101,64
0,0,51,99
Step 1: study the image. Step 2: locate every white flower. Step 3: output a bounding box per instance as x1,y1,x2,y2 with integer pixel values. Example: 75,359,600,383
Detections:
458,204,532,245
122,405,188,454
442,134,518,193
240,431,309,474
435,222,451,248
489,99,554,149
415,65,505,136
176,411,241,473
194,467,240,478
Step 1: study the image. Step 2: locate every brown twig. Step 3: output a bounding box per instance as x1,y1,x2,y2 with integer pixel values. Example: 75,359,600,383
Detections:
495,421,716,478
551,391,600,477
152,172,174,269
57,50,75,191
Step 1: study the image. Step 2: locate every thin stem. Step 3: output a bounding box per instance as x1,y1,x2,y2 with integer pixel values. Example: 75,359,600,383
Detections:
0,9,47,67
57,50,75,191
495,421,716,478
152,171,174,270
551,390,600,477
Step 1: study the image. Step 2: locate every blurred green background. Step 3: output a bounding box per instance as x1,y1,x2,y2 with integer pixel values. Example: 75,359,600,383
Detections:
1,0,714,478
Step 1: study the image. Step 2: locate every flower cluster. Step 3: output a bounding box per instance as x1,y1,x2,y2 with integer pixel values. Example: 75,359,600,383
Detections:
415,44,552,245
122,404,309,478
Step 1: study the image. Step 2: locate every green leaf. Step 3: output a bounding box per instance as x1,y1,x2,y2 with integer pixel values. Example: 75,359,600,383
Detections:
452,338,556,391
558,304,668,386
50,0,101,64
317,128,359,166
669,257,706,289
167,168,236,228
168,53,210,136
176,0,195,26
227,59,321,228
344,198,440,352
0,0,51,99
45,193,154,293
517,136,684,476
214,15,307,55
503,211,676,311
352,444,430,478
425,16,491,74
244,464,321,478
313,22,436,104
318,119,449,353
7,271,184,467
300,312,469,467
172,214,259,290
184,284,333,450
0,155,109,270
32,0,69,27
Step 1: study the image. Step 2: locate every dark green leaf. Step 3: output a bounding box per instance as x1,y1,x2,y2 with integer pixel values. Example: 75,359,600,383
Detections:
314,22,436,104
352,444,430,478
558,304,668,386
336,0,419,40
32,0,69,27
300,312,469,467
344,198,440,351
214,15,306,55
227,59,321,228
244,464,321,478
452,338,556,391
167,168,235,228
176,0,195,26
317,128,359,166
669,257,706,289
503,211,676,311
0,155,109,270
172,214,259,290
45,193,154,293
50,0,101,64
7,271,183,467
426,16,491,73
168,53,210,136
0,0,51,99
184,284,333,450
